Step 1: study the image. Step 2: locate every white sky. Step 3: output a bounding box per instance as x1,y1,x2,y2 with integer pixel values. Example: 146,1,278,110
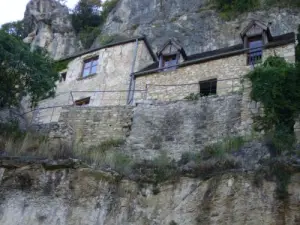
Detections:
0,0,79,26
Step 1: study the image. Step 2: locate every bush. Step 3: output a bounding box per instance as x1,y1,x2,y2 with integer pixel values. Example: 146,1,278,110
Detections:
214,0,260,19
246,56,300,155
184,93,200,101
202,136,246,159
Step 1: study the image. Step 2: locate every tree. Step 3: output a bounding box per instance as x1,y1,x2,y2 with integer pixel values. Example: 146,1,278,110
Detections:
0,30,59,108
246,56,300,155
0,20,25,39
71,0,103,34
71,0,119,49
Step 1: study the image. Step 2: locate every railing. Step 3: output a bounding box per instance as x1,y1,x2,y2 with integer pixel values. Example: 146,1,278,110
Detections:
22,77,243,126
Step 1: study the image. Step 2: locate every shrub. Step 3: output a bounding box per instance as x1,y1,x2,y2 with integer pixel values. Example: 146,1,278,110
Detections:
184,93,200,101
202,136,246,159
246,56,300,155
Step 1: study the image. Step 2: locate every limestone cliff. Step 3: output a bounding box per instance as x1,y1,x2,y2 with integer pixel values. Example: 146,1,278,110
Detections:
0,158,300,225
99,0,300,54
22,0,300,59
23,0,80,60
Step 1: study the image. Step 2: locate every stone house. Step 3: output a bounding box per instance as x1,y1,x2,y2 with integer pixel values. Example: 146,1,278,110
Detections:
32,20,295,124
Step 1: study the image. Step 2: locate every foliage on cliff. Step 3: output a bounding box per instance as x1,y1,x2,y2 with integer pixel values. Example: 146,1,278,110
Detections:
71,0,119,49
246,56,300,155
0,20,25,39
0,31,59,108
214,0,300,19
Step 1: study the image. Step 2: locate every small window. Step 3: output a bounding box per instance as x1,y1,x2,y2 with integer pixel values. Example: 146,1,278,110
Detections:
248,36,263,65
60,72,67,82
82,56,99,78
75,97,90,106
199,79,217,96
160,54,178,71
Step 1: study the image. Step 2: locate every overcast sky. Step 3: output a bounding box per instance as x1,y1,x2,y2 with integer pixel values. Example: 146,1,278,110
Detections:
0,0,79,26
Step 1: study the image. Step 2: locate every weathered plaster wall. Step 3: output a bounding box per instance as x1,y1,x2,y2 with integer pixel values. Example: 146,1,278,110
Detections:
34,41,153,124
49,106,133,147
1,164,300,225
135,43,295,102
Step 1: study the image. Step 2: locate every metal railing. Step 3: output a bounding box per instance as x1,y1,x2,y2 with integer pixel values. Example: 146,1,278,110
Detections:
22,77,244,127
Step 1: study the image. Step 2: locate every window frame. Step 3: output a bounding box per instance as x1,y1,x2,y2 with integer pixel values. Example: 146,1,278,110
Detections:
81,56,99,78
247,35,263,65
59,72,67,82
199,78,217,97
74,97,91,106
159,53,179,71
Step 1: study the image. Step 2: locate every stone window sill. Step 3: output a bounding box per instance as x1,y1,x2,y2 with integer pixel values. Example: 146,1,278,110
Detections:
77,73,97,81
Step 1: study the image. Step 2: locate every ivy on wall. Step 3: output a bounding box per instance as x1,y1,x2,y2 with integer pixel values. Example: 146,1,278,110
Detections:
246,56,300,155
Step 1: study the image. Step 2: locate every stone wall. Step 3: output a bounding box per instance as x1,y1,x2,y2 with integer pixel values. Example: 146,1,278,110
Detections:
135,43,295,102
49,106,133,147
127,94,244,160
34,40,153,124
44,94,249,159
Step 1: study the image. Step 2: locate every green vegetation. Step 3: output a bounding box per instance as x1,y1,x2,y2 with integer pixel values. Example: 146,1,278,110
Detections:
202,136,246,158
184,93,200,101
0,20,25,39
53,59,71,73
246,56,300,155
0,30,59,108
71,0,119,49
246,56,300,198
213,0,300,19
214,0,259,19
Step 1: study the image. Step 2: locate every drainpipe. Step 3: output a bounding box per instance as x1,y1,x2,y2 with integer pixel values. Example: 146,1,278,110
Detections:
127,38,139,105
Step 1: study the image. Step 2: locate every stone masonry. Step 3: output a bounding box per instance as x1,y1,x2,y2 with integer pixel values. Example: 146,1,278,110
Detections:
135,43,295,102
47,94,252,160
49,106,133,147
127,94,244,160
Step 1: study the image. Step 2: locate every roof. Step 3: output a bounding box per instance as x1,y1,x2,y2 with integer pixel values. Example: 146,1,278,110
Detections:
59,36,157,62
240,20,272,40
157,38,187,60
135,32,295,77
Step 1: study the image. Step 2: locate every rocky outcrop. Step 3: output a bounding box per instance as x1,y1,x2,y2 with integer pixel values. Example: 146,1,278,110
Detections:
100,0,300,55
23,0,80,59
0,158,300,225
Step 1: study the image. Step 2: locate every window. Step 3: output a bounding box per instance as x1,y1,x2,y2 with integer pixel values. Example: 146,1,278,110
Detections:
248,36,263,65
160,54,178,71
60,72,67,82
199,79,217,96
75,97,90,106
82,56,99,77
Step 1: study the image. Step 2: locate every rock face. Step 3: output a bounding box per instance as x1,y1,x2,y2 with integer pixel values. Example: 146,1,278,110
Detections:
23,0,79,59
101,0,300,54
0,162,300,225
